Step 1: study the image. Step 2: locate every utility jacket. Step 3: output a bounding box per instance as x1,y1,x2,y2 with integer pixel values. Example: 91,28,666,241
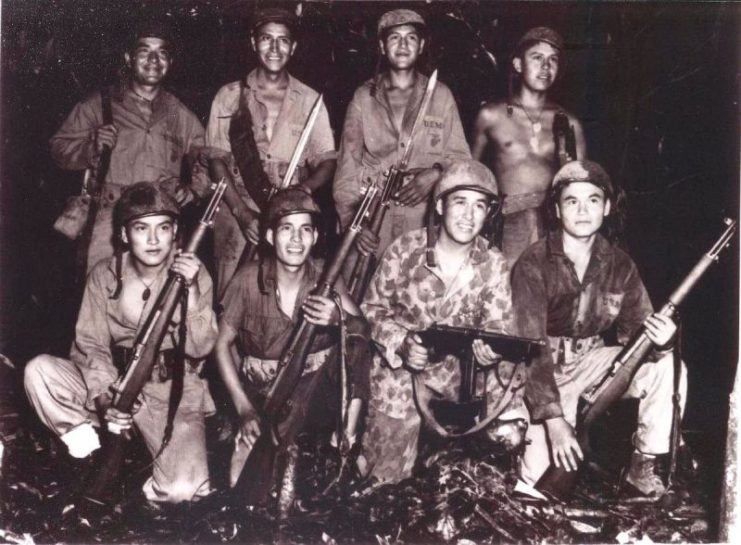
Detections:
70,252,218,411
511,231,655,421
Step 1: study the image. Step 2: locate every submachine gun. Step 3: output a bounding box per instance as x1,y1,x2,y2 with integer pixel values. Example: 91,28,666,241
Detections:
415,324,544,443
81,171,227,505
346,71,438,303
537,218,737,500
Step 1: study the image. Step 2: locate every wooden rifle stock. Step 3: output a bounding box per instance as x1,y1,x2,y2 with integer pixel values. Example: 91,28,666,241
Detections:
537,218,737,500
233,176,380,504
82,176,227,505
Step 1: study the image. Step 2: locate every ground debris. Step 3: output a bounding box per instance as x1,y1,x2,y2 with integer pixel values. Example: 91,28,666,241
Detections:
0,426,715,544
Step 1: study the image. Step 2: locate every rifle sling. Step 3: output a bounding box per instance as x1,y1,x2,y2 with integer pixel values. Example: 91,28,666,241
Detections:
76,86,113,280
228,78,273,210
413,360,526,439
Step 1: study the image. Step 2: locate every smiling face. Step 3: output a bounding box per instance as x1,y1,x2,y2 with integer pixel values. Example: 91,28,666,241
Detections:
436,189,491,246
266,212,317,269
251,22,296,74
556,182,611,241
125,37,171,87
513,41,560,92
121,214,177,268
380,24,425,70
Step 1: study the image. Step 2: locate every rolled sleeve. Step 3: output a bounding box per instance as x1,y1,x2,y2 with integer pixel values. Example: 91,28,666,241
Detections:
205,84,239,154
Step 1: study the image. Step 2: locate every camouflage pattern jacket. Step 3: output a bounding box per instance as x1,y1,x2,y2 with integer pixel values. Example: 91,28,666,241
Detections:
361,228,515,419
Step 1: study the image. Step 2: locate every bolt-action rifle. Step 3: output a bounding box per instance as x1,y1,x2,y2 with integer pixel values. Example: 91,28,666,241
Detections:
536,218,737,500
553,110,577,168
82,171,227,505
232,164,382,505
346,71,438,303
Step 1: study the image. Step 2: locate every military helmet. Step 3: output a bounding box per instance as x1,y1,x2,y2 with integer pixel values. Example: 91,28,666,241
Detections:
433,159,499,203
265,187,320,227
551,160,614,198
117,181,179,226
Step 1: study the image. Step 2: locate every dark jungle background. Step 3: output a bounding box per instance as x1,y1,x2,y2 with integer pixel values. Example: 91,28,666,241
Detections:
0,0,738,535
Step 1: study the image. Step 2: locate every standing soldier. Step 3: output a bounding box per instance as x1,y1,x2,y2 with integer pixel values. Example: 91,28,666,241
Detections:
359,159,521,484
471,27,586,266
24,182,218,504
51,18,210,272
206,7,337,297
333,8,471,261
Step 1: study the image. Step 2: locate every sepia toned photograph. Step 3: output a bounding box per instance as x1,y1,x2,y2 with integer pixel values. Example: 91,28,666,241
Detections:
0,1,738,543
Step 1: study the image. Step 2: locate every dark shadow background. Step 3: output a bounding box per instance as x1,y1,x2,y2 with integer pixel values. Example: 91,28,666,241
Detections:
0,0,738,525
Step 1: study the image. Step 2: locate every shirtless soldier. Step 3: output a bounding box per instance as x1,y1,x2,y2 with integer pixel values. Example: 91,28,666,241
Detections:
471,27,586,265
206,7,336,297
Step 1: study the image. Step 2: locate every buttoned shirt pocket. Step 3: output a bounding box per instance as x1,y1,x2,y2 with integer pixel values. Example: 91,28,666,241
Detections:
599,291,625,321
422,115,445,156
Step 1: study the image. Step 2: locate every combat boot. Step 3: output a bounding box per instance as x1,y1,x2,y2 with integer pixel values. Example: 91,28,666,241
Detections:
624,451,666,496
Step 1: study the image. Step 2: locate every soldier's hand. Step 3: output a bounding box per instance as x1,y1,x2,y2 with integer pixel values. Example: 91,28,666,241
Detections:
545,417,583,472
236,409,262,452
472,339,503,367
401,332,428,372
643,313,677,349
173,185,193,206
171,251,202,287
355,226,380,257
94,124,118,153
302,295,339,327
394,167,442,207
235,207,260,245
96,393,135,435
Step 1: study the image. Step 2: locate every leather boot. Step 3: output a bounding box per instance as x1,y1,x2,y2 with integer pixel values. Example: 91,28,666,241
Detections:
625,451,666,496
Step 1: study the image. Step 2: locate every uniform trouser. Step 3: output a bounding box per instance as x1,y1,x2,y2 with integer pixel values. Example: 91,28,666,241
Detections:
24,354,212,503
361,358,525,485
501,207,545,268
519,346,688,485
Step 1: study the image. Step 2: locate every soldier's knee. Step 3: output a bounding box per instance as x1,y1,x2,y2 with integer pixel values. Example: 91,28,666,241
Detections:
164,478,209,504
24,354,56,392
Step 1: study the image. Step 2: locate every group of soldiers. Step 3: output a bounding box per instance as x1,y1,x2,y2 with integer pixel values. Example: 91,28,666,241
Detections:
23,6,685,511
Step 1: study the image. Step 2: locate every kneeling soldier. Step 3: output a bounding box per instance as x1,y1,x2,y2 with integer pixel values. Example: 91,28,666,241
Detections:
214,187,370,488
512,160,687,497
25,182,218,504
359,159,523,484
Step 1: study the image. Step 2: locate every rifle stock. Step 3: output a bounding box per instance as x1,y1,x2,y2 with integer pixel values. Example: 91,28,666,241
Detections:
233,174,380,504
346,71,438,303
82,177,227,505
536,218,737,500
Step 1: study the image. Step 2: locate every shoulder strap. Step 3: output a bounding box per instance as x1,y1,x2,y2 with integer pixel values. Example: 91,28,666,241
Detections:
101,86,113,125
